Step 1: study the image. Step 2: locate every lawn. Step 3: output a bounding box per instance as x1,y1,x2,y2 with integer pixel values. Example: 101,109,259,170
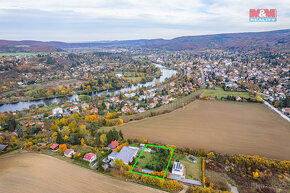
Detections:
0,52,45,56
129,144,140,148
125,77,142,81
202,87,251,98
0,52,65,57
172,153,202,180
135,150,169,172
136,152,153,169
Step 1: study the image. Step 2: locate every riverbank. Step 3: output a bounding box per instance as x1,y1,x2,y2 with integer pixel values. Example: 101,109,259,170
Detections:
0,63,177,112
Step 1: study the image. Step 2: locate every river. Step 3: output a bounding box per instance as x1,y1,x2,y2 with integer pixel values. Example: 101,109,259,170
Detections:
0,63,177,112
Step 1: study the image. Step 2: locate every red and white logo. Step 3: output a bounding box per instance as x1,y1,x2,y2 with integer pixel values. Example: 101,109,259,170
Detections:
249,9,277,22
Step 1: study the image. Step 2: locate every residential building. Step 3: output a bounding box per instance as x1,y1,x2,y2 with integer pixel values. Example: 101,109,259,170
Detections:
90,108,98,114
50,144,59,151
108,146,138,165
83,153,97,163
108,140,119,149
172,161,184,177
52,107,63,116
0,144,8,152
64,149,75,158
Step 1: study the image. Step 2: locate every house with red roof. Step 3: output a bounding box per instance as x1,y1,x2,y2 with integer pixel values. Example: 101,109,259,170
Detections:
108,140,119,149
50,144,59,151
236,96,242,101
90,108,98,114
121,106,130,113
70,105,79,113
83,153,97,163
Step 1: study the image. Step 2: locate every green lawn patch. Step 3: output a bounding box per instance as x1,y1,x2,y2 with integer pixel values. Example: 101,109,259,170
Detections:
130,144,174,179
202,87,251,99
125,77,142,81
172,153,202,180
129,144,139,148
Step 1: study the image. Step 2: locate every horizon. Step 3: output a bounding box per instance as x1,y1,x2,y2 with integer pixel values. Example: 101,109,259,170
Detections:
0,0,289,42
1,28,289,43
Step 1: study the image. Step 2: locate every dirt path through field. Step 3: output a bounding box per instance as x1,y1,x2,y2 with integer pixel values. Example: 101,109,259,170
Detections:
117,100,290,160
0,153,165,193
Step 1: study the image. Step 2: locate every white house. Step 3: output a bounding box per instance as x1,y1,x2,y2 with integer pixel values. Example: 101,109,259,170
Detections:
83,153,97,163
52,107,63,116
64,149,75,158
172,161,184,177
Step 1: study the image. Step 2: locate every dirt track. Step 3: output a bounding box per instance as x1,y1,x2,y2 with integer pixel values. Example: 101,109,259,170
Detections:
117,100,290,160
0,153,164,193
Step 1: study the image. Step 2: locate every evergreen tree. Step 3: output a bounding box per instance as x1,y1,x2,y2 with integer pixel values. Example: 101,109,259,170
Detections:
56,132,64,144
30,126,41,135
6,118,17,132
69,133,80,145
119,130,123,139
91,122,99,132
112,128,119,140
95,134,101,146
15,124,23,138
107,130,114,143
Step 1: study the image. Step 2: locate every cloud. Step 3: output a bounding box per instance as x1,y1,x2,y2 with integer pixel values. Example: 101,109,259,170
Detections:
0,0,289,41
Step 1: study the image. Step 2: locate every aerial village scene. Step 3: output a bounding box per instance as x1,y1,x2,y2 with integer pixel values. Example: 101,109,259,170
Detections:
0,1,289,192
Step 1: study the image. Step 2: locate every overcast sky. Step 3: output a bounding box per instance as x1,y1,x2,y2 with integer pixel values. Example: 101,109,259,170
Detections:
0,0,289,42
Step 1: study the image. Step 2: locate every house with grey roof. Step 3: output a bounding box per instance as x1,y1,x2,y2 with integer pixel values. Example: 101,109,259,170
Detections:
108,151,119,160
107,146,138,165
0,144,8,152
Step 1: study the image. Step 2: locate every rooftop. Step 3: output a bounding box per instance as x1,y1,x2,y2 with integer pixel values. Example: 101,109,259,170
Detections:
115,146,138,165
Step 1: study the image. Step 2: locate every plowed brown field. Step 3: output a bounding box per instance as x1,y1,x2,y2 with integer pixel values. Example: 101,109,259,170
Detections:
116,100,290,160
0,153,164,193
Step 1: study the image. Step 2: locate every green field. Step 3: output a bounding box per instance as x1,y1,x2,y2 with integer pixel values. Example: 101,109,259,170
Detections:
172,153,202,180
0,52,65,57
125,77,142,81
0,52,43,56
135,152,154,169
202,87,251,98
129,144,140,148
135,151,170,172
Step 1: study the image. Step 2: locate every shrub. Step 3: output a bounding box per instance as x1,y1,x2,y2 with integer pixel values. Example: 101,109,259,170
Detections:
186,186,230,193
114,142,129,152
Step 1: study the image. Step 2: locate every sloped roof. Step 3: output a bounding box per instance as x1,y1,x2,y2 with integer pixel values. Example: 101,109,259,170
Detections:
84,153,96,161
115,146,137,164
108,140,119,148
50,144,59,149
0,144,7,151
108,151,119,159
64,149,74,155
